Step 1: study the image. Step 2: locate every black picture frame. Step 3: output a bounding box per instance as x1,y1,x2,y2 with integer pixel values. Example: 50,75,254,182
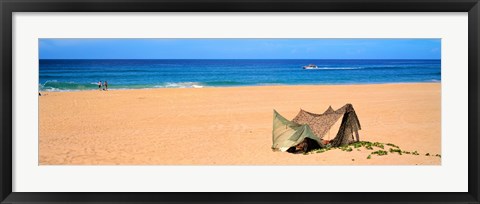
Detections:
1,0,479,203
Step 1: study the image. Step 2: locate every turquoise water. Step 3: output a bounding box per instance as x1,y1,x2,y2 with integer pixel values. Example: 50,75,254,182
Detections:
39,59,440,91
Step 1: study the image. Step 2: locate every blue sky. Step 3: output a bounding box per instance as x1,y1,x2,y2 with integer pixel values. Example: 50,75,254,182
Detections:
39,39,441,59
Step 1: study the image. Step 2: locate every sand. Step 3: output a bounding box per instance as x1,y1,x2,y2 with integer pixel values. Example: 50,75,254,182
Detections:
39,83,441,165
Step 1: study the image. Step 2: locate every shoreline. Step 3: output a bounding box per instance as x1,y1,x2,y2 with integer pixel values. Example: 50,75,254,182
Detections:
39,81,441,93
39,83,441,165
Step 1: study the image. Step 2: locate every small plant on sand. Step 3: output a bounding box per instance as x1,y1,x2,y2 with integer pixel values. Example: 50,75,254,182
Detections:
364,141,373,146
315,149,327,154
389,148,402,155
386,143,400,148
339,146,353,152
372,142,384,149
307,141,441,159
352,142,362,148
372,150,388,156
402,151,411,155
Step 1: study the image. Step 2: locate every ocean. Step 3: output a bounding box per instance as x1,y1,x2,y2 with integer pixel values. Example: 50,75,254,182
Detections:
39,59,441,91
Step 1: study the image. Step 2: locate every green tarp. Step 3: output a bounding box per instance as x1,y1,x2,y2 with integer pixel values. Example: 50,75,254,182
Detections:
271,110,323,152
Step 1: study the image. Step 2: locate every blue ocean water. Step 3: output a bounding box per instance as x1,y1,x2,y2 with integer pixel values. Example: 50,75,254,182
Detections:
39,59,441,91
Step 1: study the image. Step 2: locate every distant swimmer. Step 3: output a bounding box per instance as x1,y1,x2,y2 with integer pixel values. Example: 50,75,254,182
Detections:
98,81,102,90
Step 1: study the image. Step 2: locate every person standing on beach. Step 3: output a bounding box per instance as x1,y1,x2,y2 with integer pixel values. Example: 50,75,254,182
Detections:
104,81,108,91
98,81,102,90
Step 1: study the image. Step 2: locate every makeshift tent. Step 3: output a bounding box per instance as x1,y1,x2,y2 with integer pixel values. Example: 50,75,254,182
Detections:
292,104,361,147
323,106,335,114
272,110,324,152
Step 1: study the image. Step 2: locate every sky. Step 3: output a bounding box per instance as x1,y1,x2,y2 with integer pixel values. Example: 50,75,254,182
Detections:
39,39,441,59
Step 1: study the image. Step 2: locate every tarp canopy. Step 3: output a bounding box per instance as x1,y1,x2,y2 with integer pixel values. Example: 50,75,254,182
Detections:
323,106,335,114
272,110,323,152
292,104,361,147
292,108,343,140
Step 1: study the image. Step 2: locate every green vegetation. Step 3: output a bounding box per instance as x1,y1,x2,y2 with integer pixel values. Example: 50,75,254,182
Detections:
338,145,353,152
402,151,411,155
315,148,327,154
306,141,440,161
372,142,384,149
389,148,402,155
386,143,400,148
371,150,388,156
353,143,362,148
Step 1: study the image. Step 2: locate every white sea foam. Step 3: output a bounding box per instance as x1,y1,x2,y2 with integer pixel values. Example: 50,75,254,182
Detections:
155,82,205,88
40,87,71,92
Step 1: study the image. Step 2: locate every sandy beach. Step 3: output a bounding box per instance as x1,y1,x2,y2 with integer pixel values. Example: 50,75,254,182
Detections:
39,83,441,165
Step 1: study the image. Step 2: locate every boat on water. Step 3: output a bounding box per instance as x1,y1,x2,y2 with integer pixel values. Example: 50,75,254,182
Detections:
303,64,319,69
